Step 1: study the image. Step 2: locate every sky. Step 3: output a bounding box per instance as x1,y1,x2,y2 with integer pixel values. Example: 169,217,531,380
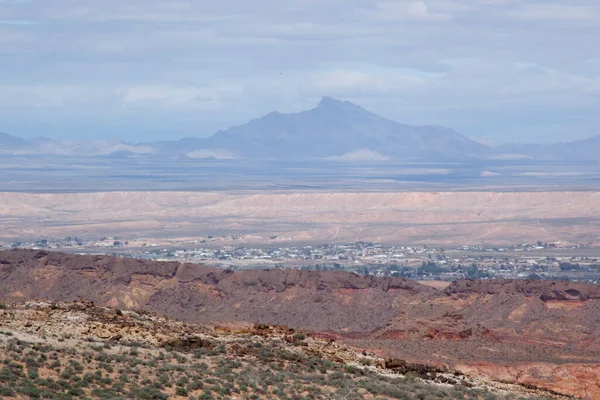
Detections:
0,0,598,144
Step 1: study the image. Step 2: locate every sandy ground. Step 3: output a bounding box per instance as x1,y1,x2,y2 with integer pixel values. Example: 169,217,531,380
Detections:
416,281,452,289
1,191,599,245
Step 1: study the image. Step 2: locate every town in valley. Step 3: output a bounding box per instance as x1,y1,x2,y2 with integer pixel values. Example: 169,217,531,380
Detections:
4,236,600,284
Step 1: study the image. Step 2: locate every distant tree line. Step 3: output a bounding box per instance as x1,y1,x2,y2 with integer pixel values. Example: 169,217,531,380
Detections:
559,262,600,271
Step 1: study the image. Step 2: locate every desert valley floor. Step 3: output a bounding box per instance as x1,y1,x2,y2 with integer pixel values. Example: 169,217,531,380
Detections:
1,191,599,246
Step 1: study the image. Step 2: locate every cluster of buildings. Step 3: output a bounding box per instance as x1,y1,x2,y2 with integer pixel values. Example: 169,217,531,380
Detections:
2,237,599,283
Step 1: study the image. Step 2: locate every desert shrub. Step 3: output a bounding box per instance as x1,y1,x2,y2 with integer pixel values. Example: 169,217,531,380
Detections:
176,376,189,387
344,365,362,375
91,388,122,399
16,380,42,398
175,387,188,396
192,349,208,359
135,386,169,400
27,367,40,379
68,387,85,396
187,380,204,391
272,387,288,399
0,386,15,396
100,362,114,373
158,372,170,386
57,379,72,390
0,367,19,382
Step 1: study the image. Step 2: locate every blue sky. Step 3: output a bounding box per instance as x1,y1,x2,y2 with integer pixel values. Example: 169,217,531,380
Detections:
0,0,598,143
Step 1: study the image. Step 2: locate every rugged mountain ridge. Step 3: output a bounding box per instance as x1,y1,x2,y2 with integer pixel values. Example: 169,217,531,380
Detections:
0,249,436,332
0,248,431,294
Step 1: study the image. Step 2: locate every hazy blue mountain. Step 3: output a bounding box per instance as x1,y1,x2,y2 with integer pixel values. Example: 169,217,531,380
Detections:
195,97,491,160
1,98,597,161
0,133,154,157
500,135,600,161
0,132,29,148
150,137,206,154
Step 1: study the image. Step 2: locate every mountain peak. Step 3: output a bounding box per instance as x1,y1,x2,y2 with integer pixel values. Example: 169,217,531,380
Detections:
203,96,492,159
316,96,366,113
317,96,354,108
0,132,30,147
318,96,345,106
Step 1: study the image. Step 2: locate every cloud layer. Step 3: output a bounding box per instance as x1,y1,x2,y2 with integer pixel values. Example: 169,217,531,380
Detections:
0,0,598,142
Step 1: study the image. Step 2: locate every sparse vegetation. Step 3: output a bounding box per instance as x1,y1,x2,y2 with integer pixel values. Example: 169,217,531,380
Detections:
0,335,556,400
0,301,563,400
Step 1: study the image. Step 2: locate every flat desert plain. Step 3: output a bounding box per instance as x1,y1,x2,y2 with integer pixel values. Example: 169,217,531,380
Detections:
1,191,599,245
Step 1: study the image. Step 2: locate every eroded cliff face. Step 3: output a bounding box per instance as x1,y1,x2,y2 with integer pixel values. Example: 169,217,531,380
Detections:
2,249,600,398
0,249,436,332
445,279,600,301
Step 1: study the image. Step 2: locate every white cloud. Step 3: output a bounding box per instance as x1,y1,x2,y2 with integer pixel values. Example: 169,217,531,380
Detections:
118,84,244,109
507,3,600,21
311,70,380,91
371,1,452,21
0,20,35,25
310,67,440,96
0,83,245,111
326,149,390,161
0,84,96,107
0,0,599,142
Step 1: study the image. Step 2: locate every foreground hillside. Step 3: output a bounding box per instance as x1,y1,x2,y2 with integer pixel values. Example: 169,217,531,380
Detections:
0,300,560,399
1,249,600,398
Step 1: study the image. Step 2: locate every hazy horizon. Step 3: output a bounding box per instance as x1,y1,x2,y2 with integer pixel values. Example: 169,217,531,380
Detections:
1,0,599,143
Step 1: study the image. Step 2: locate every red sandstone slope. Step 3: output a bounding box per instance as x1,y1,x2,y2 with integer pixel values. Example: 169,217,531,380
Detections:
2,249,600,398
0,249,437,332
346,278,600,399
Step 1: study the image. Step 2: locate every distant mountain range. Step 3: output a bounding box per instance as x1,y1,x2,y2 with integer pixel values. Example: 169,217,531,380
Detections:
500,136,600,162
152,97,490,161
0,133,156,157
1,97,597,161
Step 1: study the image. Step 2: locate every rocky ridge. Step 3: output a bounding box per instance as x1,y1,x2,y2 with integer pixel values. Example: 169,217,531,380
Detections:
445,279,600,301
0,249,435,333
